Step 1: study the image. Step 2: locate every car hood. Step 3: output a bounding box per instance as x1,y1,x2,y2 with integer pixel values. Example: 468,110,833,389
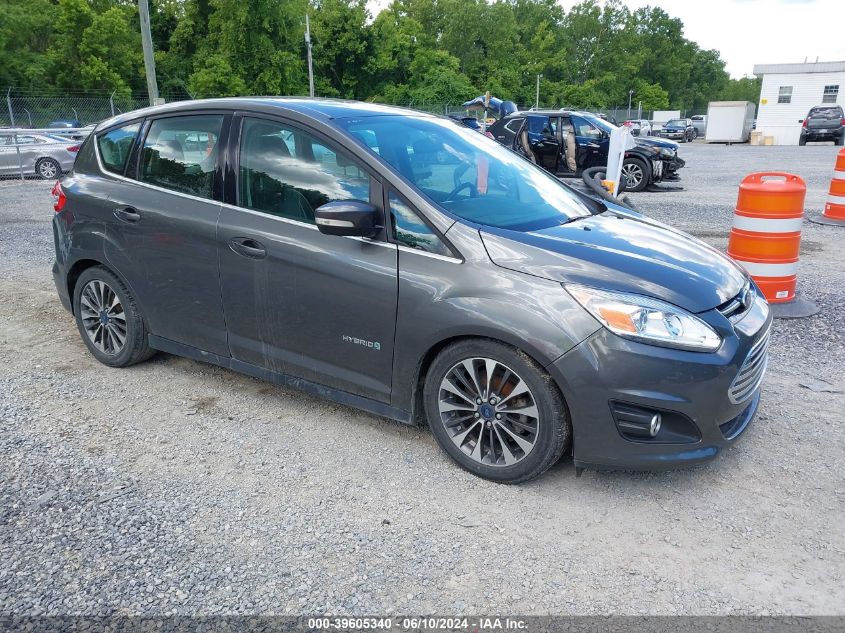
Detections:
480,211,748,313
635,136,678,151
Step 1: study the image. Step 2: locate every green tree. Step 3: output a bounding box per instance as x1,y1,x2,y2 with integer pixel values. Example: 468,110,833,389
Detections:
721,76,762,103
311,0,371,98
0,0,56,89
78,6,143,96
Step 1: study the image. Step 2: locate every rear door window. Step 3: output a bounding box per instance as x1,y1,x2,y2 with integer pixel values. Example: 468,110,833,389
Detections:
97,123,140,175
140,115,224,199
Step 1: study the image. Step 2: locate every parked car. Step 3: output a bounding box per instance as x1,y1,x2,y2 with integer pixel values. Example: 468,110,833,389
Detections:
52,98,769,483
488,110,684,191
48,119,82,129
691,115,707,137
799,105,845,146
0,132,80,178
624,119,652,136
660,118,697,142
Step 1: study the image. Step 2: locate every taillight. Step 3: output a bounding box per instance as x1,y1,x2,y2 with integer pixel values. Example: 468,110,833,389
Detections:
802,119,808,128
67,145,80,153
841,118,845,126
51,181,66,212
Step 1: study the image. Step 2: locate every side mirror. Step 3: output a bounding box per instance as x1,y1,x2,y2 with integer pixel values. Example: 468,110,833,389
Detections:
315,200,380,237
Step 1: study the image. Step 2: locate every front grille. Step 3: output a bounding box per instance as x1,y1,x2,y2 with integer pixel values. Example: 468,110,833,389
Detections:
728,326,770,404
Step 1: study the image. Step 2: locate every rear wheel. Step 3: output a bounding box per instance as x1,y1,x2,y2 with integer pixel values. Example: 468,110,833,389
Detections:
35,157,60,180
836,132,844,146
621,157,650,192
424,339,570,484
799,136,807,146
72,266,155,367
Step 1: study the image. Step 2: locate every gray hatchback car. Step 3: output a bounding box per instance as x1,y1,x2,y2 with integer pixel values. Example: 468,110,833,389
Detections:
51,98,771,483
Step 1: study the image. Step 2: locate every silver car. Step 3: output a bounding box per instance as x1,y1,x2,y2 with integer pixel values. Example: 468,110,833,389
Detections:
0,133,80,179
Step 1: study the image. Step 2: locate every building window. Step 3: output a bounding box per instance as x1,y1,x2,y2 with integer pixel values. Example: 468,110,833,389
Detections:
822,85,840,104
777,86,792,104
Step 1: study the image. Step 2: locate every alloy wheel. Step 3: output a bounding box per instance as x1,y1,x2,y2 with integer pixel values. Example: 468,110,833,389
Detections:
437,357,540,467
79,279,127,355
621,162,644,188
38,159,58,179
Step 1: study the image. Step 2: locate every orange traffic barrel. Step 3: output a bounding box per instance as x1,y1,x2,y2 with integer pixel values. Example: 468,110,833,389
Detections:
822,148,845,223
727,172,806,303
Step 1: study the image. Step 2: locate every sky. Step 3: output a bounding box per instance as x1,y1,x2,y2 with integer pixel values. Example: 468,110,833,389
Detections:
366,0,845,79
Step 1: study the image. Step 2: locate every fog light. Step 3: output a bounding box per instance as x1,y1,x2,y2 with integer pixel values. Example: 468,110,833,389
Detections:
649,414,662,437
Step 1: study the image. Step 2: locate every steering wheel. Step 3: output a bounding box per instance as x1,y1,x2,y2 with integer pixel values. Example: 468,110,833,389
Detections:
444,181,478,201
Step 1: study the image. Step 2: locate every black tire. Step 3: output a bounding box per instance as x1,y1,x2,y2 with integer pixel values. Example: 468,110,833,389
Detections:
836,132,844,146
423,339,571,484
35,157,60,180
621,156,651,192
692,129,699,140
72,265,155,367
799,136,807,146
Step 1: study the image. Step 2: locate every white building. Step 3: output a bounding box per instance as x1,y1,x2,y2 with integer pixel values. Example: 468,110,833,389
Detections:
753,60,844,145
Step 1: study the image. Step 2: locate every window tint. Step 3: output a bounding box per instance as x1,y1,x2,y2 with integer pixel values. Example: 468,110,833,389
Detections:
97,123,140,174
573,117,602,138
238,117,370,224
140,115,223,198
389,191,450,256
503,118,523,134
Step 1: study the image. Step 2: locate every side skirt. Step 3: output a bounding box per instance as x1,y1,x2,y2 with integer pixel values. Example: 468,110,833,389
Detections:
148,335,413,425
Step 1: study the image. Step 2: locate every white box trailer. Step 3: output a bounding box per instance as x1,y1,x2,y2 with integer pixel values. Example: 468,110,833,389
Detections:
651,110,680,131
705,101,756,143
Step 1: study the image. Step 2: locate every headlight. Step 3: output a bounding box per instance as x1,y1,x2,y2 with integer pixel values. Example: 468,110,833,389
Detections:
659,148,675,159
566,285,722,352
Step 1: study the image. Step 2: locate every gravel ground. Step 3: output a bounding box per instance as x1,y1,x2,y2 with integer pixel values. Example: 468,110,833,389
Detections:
1,143,844,616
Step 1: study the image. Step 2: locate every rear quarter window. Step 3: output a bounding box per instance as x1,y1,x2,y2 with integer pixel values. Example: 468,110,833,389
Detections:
97,123,140,174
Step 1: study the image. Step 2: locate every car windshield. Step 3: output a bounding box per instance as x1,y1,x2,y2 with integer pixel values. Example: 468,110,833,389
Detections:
585,115,616,134
666,119,685,126
338,115,591,231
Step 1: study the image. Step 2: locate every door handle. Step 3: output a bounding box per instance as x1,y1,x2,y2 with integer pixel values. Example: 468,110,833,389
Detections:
229,237,266,259
113,206,141,223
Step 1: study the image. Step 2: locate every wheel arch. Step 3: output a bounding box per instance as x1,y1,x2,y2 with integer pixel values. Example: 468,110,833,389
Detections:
409,333,564,426
66,258,132,315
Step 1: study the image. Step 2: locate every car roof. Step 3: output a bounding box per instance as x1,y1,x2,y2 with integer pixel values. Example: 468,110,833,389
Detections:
95,97,435,132
503,109,593,118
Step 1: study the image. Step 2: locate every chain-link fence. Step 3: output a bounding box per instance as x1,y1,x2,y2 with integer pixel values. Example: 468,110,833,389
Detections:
1,88,708,129
1,90,189,129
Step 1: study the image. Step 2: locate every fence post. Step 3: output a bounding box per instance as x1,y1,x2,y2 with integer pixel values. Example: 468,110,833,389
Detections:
6,89,24,181
110,90,116,117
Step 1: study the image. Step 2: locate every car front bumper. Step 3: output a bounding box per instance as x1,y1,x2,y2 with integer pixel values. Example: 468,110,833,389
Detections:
547,296,771,471
660,131,685,139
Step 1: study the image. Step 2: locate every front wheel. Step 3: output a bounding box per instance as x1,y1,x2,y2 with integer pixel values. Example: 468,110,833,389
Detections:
621,157,650,192
424,339,571,484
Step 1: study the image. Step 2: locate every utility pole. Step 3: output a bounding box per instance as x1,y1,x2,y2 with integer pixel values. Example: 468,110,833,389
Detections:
138,0,160,105
305,14,315,98
535,74,542,109
627,89,634,119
